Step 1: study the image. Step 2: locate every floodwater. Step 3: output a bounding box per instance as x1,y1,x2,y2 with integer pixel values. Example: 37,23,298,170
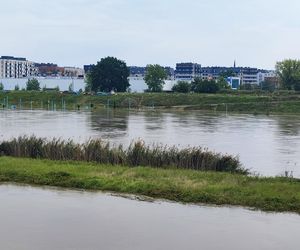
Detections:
0,184,299,250
1,109,300,177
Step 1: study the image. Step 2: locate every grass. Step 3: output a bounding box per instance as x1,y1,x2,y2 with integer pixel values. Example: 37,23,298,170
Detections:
1,91,300,114
0,136,246,174
0,156,300,214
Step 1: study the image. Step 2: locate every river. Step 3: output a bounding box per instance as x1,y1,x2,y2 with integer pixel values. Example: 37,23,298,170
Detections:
1,109,299,177
0,184,299,250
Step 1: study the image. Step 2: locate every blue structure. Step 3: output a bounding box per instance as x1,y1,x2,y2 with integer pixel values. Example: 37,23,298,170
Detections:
226,77,241,89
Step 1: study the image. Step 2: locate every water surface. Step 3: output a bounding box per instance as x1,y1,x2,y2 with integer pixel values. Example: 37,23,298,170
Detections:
0,184,299,250
1,109,300,177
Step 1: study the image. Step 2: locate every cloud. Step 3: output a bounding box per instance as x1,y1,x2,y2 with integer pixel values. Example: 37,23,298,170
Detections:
1,0,300,69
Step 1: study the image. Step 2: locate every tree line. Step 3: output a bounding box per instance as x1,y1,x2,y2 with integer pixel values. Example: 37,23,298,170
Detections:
2,57,300,93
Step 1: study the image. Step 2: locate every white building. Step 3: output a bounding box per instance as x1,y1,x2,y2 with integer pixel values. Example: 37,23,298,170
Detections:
257,71,277,84
0,56,37,78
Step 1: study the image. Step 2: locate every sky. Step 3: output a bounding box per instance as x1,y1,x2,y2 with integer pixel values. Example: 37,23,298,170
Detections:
1,0,300,69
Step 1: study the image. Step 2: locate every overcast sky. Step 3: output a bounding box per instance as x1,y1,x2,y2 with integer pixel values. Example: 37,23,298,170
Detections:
1,0,300,69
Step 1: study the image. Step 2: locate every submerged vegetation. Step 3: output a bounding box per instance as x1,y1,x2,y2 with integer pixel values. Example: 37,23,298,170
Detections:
0,157,299,213
0,136,246,174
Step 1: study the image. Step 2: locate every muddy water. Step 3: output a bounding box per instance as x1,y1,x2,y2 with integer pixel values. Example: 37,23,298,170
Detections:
0,184,299,250
1,109,300,177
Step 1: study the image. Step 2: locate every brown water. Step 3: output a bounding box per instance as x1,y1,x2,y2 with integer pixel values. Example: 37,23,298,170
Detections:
1,109,300,177
0,184,299,250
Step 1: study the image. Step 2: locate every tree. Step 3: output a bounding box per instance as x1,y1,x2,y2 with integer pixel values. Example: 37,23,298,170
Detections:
172,81,191,93
0,83,3,91
191,78,220,93
144,64,167,92
276,59,300,90
14,85,20,91
26,78,40,91
260,81,276,92
217,77,231,90
88,57,130,92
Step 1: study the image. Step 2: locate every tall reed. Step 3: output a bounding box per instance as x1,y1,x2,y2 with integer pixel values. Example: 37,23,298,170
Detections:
0,136,248,174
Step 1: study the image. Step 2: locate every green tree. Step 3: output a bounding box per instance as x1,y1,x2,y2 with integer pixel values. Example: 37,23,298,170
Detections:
217,77,231,90
260,81,276,92
14,84,20,91
0,83,4,91
172,81,191,93
144,64,167,92
26,78,40,91
276,59,300,90
191,78,220,93
88,57,130,92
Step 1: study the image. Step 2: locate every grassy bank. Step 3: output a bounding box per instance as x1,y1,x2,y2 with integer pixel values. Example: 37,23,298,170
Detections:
0,136,246,174
0,156,300,214
1,91,300,113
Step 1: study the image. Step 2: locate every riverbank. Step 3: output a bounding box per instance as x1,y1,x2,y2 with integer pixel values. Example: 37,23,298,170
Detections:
1,157,299,214
1,91,300,113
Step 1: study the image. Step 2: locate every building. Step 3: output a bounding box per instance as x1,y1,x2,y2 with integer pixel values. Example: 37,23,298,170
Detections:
226,77,241,90
0,56,37,78
202,67,233,80
63,67,84,78
201,65,268,85
129,66,175,80
175,63,201,81
83,65,95,75
257,71,277,85
35,63,64,77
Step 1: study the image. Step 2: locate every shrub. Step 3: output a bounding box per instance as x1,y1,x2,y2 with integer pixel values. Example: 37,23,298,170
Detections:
172,81,191,93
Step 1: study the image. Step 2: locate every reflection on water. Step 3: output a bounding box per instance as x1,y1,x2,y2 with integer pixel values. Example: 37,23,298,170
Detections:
0,184,299,250
89,109,129,139
0,109,300,177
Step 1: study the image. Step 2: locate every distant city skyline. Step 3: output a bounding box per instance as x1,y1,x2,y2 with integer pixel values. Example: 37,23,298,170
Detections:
2,0,300,69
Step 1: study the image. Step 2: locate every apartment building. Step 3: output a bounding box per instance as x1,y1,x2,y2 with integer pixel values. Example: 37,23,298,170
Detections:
175,63,201,81
0,56,37,78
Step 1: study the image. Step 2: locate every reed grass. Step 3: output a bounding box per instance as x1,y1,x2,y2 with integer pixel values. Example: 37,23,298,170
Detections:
0,136,247,174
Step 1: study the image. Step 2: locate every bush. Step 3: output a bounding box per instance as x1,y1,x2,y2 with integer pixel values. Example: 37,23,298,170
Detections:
191,78,220,93
172,81,191,93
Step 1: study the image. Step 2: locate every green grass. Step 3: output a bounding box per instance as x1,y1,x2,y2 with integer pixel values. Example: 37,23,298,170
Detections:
1,156,300,214
1,91,300,113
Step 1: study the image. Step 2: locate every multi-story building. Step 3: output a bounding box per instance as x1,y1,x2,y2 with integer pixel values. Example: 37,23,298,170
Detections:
129,66,146,78
35,63,64,77
201,65,269,85
202,67,233,80
129,66,175,80
0,56,37,78
175,63,201,81
257,71,277,84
